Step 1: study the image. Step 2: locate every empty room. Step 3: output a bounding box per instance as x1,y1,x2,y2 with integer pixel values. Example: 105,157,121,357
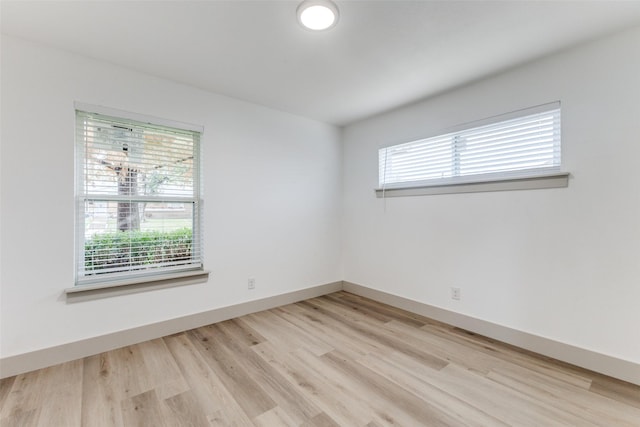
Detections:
1,1,639,425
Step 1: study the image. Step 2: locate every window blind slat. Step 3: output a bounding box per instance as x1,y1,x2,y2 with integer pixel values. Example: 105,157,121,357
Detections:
379,104,561,188
76,109,203,285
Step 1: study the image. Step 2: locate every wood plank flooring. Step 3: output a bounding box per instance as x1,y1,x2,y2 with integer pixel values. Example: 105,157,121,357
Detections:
1,291,639,426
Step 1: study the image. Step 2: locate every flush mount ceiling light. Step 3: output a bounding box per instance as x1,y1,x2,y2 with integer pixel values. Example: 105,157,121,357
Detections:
297,0,339,31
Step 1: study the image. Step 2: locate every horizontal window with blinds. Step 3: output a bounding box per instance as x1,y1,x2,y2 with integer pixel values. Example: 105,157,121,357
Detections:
379,102,561,190
75,109,203,286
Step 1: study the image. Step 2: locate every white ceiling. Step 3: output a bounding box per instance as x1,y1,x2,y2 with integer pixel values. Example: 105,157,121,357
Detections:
3,1,640,126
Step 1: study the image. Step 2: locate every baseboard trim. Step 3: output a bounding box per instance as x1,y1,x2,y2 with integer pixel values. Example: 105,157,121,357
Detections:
4,280,638,385
0,281,343,379
343,281,640,386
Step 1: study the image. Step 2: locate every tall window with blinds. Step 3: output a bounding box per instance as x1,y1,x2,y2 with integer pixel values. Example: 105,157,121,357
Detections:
379,103,561,190
75,109,203,286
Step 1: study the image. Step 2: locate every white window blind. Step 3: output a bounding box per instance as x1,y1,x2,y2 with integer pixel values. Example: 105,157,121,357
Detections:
75,109,203,286
379,103,561,189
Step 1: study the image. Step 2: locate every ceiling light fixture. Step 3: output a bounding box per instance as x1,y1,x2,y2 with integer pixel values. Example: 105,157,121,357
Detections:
297,0,339,31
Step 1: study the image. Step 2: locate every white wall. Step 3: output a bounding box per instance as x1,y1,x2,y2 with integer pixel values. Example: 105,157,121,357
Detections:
342,26,640,364
3,26,639,374
0,36,342,359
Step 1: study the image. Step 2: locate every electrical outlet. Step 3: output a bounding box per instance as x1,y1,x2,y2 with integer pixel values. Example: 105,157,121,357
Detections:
451,287,461,300
248,278,255,290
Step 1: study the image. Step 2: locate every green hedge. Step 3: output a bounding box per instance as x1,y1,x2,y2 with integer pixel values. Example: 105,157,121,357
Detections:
84,228,192,272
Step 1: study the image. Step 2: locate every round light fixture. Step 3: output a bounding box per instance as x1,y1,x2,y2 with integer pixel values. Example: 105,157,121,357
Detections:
297,0,339,31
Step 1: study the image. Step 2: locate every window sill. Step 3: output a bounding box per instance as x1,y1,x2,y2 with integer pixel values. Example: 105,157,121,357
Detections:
65,270,210,302
375,172,569,197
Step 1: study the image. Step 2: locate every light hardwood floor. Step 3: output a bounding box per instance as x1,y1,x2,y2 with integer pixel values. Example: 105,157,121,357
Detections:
1,291,639,426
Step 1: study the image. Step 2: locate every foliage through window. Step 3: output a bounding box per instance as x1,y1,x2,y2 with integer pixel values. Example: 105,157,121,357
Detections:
75,109,202,286
379,102,561,189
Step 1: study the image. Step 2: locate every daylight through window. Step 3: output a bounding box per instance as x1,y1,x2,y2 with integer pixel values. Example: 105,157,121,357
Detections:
379,102,561,190
75,109,202,286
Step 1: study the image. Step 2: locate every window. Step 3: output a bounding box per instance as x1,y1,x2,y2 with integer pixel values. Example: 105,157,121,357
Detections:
75,108,203,287
378,102,566,196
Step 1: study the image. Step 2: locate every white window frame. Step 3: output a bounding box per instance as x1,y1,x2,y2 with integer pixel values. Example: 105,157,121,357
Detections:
376,102,569,197
69,103,206,295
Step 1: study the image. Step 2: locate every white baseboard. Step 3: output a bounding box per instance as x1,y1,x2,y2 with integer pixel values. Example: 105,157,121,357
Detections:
0,281,342,379
343,281,640,386
3,280,638,386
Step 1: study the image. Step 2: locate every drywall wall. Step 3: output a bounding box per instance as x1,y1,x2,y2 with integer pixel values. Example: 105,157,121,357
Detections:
342,26,640,365
0,36,342,359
